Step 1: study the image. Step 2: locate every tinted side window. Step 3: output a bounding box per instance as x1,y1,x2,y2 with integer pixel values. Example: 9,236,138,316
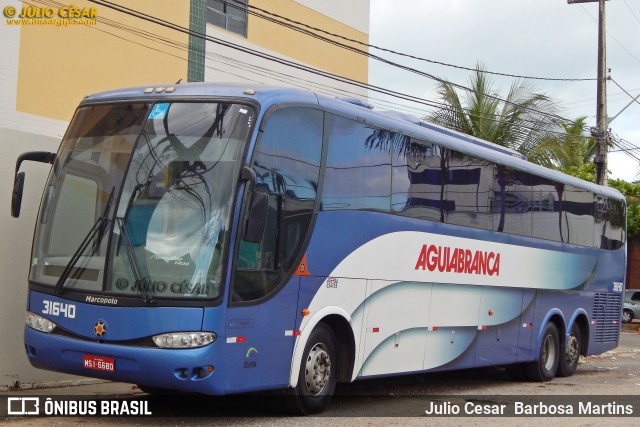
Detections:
596,196,625,250
322,115,391,212
531,176,562,242
562,184,594,246
253,108,323,201
233,107,323,303
446,150,493,231
491,167,532,236
392,139,447,222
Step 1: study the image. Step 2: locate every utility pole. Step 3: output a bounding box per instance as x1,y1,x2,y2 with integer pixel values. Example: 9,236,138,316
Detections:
595,0,608,186
568,0,608,186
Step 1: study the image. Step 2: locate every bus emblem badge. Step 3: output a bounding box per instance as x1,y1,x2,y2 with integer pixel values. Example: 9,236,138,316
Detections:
94,320,107,337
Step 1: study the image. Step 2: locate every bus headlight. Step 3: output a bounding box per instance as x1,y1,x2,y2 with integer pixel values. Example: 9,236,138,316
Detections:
152,332,216,348
25,312,57,333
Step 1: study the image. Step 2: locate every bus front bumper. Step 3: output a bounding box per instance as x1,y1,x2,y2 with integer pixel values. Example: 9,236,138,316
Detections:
24,326,226,395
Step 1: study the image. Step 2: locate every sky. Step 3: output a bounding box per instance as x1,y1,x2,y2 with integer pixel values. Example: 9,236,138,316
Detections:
368,0,640,182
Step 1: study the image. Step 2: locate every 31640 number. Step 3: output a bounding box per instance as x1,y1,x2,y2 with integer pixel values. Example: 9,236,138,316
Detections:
42,300,76,318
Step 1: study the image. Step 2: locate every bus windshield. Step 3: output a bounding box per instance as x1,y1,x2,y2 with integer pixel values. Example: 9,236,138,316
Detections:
30,101,255,301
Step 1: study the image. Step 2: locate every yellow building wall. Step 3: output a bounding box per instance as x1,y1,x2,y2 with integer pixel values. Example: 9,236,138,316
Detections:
16,0,368,122
16,0,190,122
249,0,369,84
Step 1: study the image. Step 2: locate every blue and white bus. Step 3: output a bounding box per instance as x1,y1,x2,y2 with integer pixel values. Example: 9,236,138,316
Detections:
13,83,626,414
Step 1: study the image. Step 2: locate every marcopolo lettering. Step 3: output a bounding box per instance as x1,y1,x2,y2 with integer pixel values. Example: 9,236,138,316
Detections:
414,244,500,276
85,295,119,305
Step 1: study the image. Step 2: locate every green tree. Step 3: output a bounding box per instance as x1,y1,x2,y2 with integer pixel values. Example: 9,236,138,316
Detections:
428,65,561,161
428,66,568,230
527,117,594,170
609,178,640,242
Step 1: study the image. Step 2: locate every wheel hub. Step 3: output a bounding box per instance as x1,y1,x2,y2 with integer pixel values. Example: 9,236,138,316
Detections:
542,334,557,371
304,343,331,396
565,335,580,365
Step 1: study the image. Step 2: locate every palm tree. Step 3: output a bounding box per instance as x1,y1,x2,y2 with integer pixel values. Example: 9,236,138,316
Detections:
428,66,569,231
526,117,594,170
428,65,562,162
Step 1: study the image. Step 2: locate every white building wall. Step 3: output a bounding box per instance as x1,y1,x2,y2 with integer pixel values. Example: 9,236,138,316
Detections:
0,4,83,389
294,0,370,33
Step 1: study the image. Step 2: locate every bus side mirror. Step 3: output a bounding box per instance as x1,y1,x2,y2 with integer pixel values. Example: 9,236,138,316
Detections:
11,151,56,218
243,191,268,243
11,172,25,218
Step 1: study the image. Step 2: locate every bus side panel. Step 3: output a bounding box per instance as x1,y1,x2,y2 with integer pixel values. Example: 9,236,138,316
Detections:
223,277,301,393
473,286,524,366
516,289,537,362
359,280,429,376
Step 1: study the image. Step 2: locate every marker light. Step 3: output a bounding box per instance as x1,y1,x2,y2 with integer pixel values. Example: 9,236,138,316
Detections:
152,332,216,349
25,312,57,333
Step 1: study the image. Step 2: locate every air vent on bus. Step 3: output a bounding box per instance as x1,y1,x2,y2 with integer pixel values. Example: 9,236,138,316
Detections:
593,292,622,343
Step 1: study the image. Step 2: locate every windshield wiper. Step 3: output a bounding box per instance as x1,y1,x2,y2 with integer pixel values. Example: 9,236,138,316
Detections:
54,188,114,295
117,217,154,304
54,216,108,294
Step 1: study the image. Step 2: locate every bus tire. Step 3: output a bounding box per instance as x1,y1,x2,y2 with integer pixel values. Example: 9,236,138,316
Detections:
556,323,581,377
524,322,559,382
286,323,337,415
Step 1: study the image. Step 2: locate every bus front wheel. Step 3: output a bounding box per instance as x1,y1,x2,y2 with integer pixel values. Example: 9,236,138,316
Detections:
286,323,338,415
525,322,559,381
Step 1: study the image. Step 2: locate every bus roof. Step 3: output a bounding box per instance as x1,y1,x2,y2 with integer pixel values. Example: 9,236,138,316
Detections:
81,82,624,201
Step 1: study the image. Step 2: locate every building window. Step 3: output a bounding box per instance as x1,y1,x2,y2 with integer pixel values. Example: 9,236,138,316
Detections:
207,0,248,37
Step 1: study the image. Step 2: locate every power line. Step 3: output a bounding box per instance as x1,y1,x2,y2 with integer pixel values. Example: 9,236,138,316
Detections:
581,4,640,66
609,77,640,106
564,87,640,109
237,0,599,83
27,0,606,153
87,0,592,134
26,0,442,113
623,0,640,27
608,133,640,163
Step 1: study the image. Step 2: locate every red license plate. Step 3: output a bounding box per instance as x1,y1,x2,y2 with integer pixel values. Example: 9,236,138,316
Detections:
83,354,115,372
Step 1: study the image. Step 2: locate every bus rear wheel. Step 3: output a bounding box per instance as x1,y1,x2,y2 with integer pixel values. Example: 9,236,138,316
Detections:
286,323,337,415
524,322,559,381
556,323,581,377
